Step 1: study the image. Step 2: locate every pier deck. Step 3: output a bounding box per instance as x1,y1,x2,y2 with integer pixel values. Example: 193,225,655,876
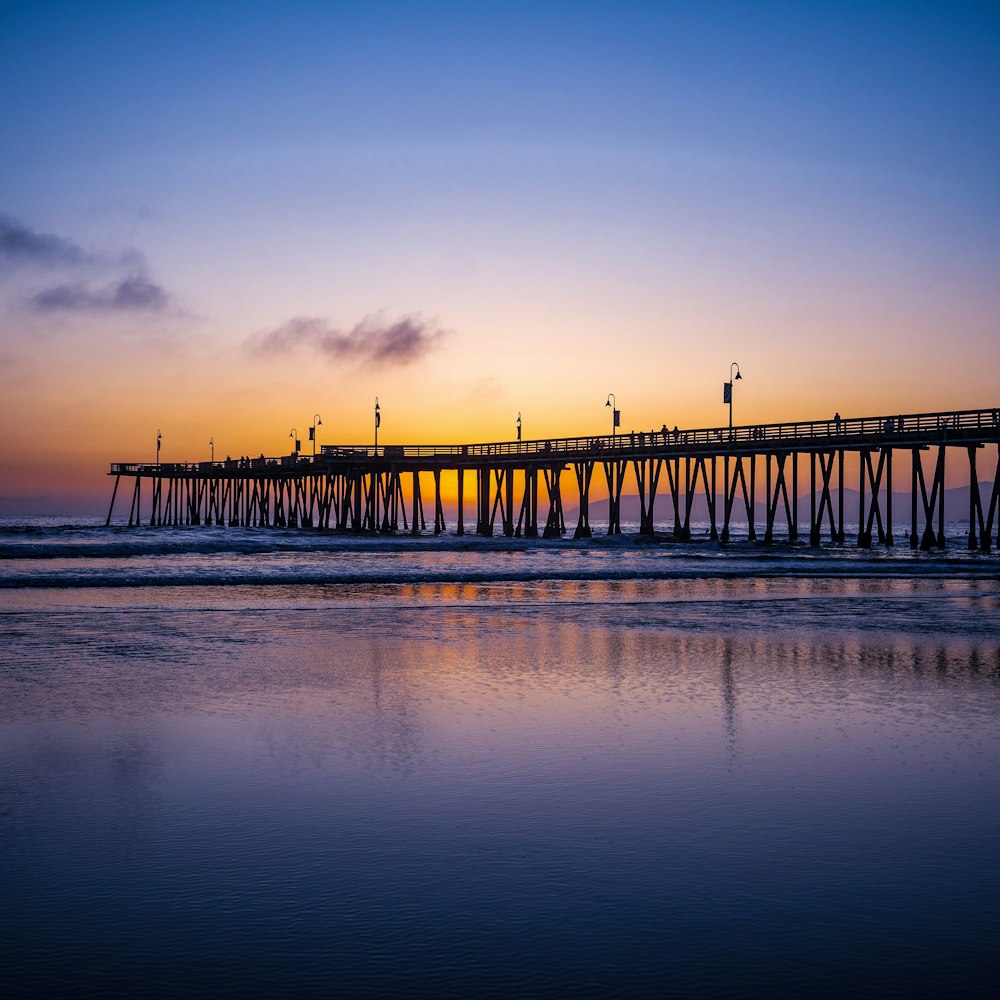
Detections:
107,406,1000,551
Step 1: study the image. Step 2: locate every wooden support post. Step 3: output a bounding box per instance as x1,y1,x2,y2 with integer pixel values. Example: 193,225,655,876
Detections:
602,461,625,535
860,450,888,547
694,456,716,540
710,456,717,540
885,448,893,546
330,475,342,531
664,457,681,539
573,462,592,538
353,471,363,532
975,443,1000,553
722,455,730,541
968,446,979,550
106,475,120,526
858,449,869,547
936,445,945,548
515,468,538,538
984,443,1000,553
128,478,140,527
765,452,794,543
764,453,773,543
477,467,492,536
813,451,837,544
434,469,445,535
412,471,421,535
489,469,505,534
151,476,162,527
837,449,845,542
457,468,465,536
722,455,753,543
527,467,539,537
634,459,647,535
810,452,819,546
542,464,563,538
504,466,514,537
791,452,798,540
680,456,693,541
914,445,944,549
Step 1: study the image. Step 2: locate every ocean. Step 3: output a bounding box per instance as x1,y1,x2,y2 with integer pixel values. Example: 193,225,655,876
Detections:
2,516,999,997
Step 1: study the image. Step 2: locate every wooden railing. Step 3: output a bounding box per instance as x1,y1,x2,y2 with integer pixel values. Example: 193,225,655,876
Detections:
110,406,1000,475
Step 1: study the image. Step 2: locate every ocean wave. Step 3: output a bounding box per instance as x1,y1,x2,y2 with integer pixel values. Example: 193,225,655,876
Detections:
2,558,998,589
0,527,991,560
1,516,998,589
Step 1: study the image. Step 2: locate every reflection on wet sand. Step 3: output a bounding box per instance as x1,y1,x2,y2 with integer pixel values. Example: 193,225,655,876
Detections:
2,578,999,996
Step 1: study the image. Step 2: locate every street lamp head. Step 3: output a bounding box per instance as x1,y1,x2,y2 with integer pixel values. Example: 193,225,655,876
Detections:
735,370,742,381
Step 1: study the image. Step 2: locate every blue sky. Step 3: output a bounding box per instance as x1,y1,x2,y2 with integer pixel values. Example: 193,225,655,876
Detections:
1,1,999,505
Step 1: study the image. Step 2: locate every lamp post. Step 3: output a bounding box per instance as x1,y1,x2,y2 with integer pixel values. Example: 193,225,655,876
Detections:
517,412,522,442
606,394,619,442
209,437,214,463
725,362,742,434
374,398,381,456
289,428,300,454
156,429,161,469
310,413,322,456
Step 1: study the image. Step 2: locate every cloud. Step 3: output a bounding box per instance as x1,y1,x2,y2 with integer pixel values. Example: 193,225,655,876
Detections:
250,314,449,368
29,273,170,313
0,214,94,269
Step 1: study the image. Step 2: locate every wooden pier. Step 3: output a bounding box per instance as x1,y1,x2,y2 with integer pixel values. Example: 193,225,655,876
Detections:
107,407,1000,551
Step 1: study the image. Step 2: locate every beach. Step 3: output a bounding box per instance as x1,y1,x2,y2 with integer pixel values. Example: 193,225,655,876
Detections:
2,518,999,996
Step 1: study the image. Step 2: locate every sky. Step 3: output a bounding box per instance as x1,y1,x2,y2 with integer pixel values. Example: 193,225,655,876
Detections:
1,0,998,512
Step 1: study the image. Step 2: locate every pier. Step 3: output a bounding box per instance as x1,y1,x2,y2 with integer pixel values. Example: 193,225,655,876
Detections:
106,407,1000,551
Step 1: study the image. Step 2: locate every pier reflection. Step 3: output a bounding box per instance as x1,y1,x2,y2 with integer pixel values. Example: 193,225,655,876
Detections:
3,579,998,778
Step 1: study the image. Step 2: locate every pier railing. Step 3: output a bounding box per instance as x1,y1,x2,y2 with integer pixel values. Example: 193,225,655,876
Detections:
109,406,1000,475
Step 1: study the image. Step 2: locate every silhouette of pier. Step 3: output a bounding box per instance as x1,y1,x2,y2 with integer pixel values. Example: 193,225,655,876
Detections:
107,406,1000,551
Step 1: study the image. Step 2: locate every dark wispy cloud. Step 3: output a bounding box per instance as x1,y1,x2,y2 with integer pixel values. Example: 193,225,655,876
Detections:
0,214,94,269
29,273,170,313
250,314,449,368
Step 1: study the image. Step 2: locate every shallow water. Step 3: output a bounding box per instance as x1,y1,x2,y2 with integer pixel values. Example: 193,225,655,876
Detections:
1,520,999,996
